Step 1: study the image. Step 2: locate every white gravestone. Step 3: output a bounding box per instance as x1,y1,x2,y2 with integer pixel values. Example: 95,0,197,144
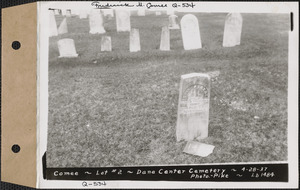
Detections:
79,10,88,19
168,15,180,29
54,9,59,15
101,36,112,52
116,10,131,32
89,10,106,34
102,9,114,17
49,10,58,37
58,18,68,35
160,26,170,51
130,28,141,52
57,38,78,58
66,9,72,17
176,73,210,142
180,14,202,50
61,9,66,16
223,13,243,47
137,9,145,16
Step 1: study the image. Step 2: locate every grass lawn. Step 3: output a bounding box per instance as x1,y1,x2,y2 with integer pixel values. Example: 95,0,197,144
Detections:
47,12,289,167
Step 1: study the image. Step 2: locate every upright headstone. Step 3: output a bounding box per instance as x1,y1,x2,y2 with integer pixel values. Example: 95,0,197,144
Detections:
66,9,72,17
61,9,66,16
49,10,58,37
101,36,112,52
102,9,114,17
176,73,210,141
180,14,202,50
58,18,68,34
89,10,106,34
116,10,131,32
79,10,88,19
168,15,180,29
57,38,78,58
54,9,60,15
137,9,145,16
160,26,170,51
130,28,140,52
223,13,243,47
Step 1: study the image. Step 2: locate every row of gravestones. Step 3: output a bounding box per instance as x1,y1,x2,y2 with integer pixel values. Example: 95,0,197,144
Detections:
54,12,243,57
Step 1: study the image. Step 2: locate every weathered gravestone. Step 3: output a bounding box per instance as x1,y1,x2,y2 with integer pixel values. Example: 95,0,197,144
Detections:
176,73,210,141
160,26,170,51
102,9,114,17
54,9,60,15
180,14,202,50
89,10,106,34
61,9,66,16
223,13,243,47
130,28,141,52
66,9,72,17
58,18,68,35
57,38,78,58
183,141,215,157
168,15,180,29
137,9,145,16
79,10,88,19
116,10,131,32
101,36,112,52
49,10,58,37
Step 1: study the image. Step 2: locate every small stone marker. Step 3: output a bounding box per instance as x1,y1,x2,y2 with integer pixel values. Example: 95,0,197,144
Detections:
54,9,60,15
116,10,131,32
89,10,106,34
183,141,215,157
180,14,202,50
66,9,72,17
168,15,180,29
49,10,58,37
155,11,162,16
130,28,141,52
160,26,170,51
102,9,114,17
167,10,175,15
57,38,78,58
176,73,210,141
137,9,145,16
101,36,112,52
61,9,66,16
79,10,88,19
223,13,243,47
58,18,68,34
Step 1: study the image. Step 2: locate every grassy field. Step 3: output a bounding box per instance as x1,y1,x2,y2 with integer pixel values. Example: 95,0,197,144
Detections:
47,12,289,167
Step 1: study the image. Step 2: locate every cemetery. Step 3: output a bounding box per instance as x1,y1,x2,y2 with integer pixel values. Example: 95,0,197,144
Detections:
47,9,289,167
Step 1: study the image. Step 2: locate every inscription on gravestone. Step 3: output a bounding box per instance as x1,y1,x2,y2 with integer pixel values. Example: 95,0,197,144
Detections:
180,14,202,50
223,13,243,47
176,73,210,142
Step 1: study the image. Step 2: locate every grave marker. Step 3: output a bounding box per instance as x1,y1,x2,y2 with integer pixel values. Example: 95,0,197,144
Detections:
66,9,72,17
176,73,210,141
183,141,215,157
102,9,114,17
181,14,202,50
58,18,68,34
155,11,162,16
57,38,78,58
168,15,180,29
130,28,140,52
49,10,58,37
160,26,170,51
101,36,112,52
116,10,131,32
54,9,59,15
223,13,243,47
89,10,106,34
167,10,175,15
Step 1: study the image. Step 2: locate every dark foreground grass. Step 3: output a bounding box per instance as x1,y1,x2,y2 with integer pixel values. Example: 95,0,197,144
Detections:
47,13,289,167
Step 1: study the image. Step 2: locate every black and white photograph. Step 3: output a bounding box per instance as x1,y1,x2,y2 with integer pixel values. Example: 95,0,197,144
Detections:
36,1,298,188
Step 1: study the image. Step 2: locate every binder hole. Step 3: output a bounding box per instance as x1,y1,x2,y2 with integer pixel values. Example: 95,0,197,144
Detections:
12,41,21,50
11,144,20,153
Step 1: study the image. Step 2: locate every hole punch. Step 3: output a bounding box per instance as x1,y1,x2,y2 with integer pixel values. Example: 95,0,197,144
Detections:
11,144,21,153
12,41,21,50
